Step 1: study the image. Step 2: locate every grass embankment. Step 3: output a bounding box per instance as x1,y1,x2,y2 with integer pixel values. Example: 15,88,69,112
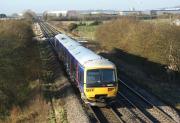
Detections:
76,25,97,40
0,20,42,121
95,18,180,110
49,21,100,39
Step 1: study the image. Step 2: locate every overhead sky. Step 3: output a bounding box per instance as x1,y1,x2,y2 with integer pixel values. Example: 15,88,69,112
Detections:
1,0,180,15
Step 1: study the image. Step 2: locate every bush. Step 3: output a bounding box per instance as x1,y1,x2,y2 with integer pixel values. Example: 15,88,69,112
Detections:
89,20,102,26
67,23,78,32
0,20,40,118
78,21,86,26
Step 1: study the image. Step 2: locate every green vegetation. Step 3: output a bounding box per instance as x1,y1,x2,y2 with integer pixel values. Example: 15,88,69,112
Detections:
76,25,98,40
89,20,102,26
95,18,180,109
67,23,78,32
49,20,101,39
0,20,41,119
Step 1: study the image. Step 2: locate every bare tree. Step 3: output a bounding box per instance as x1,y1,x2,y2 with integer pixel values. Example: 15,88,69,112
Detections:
23,10,37,21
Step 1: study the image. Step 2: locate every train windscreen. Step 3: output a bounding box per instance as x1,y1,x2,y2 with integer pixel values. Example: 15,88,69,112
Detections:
87,69,115,83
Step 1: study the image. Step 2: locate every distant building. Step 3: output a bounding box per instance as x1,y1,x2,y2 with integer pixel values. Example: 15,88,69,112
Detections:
43,10,119,19
44,11,68,17
76,10,119,15
141,11,152,15
151,9,180,15
67,10,79,17
118,11,142,16
89,10,119,15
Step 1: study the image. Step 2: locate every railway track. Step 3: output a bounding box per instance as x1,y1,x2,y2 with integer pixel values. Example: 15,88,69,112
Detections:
115,92,153,123
88,105,124,123
118,79,177,123
38,22,58,123
44,22,60,34
39,22,56,37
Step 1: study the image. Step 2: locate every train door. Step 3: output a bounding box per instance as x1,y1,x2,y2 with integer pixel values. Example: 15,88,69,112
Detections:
76,63,79,85
78,66,84,93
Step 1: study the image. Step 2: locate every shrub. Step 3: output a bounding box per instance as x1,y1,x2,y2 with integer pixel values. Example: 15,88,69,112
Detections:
0,20,40,118
89,20,102,26
78,21,86,26
67,23,78,32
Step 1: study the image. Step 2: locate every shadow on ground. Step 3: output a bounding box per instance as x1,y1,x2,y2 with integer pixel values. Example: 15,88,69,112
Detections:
99,48,180,111
39,40,72,102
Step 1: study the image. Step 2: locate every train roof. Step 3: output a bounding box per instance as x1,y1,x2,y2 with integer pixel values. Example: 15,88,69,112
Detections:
55,34,115,68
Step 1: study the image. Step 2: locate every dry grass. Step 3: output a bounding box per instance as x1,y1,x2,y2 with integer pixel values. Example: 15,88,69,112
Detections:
1,95,51,123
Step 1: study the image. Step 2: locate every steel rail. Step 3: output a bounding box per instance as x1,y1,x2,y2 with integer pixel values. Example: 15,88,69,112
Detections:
118,92,153,123
118,78,176,123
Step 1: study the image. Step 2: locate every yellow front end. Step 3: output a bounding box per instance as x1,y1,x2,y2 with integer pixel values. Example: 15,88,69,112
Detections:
85,87,118,101
84,67,118,102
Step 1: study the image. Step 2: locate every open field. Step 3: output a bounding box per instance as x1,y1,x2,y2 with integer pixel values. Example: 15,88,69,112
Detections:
49,20,105,40
75,25,97,40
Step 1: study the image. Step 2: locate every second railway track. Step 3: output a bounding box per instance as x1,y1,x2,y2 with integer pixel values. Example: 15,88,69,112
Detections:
89,105,124,123
119,79,177,123
116,92,153,123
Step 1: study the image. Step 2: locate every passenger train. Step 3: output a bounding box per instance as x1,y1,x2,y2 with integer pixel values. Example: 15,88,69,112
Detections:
52,34,118,106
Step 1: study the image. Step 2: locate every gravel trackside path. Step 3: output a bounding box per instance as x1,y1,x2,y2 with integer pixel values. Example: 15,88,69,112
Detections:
65,87,90,123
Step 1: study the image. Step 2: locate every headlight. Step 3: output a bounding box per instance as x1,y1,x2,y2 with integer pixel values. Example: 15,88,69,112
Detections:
108,88,114,91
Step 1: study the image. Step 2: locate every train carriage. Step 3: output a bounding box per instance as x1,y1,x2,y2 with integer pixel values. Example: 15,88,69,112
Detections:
53,34,118,106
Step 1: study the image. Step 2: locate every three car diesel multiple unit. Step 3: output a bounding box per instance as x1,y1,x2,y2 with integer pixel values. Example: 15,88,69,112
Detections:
52,34,118,106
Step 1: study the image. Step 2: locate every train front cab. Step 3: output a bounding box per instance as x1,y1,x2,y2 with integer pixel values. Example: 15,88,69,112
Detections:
82,66,118,106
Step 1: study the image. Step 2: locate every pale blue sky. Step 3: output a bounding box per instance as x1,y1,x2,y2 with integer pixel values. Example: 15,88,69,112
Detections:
1,0,180,15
